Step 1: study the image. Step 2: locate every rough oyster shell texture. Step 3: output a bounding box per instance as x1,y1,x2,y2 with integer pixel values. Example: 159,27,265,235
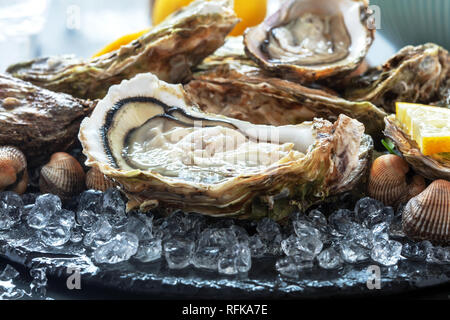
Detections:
6,0,239,100
346,43,449,113
0,74,95,167
244,0,374,82
186,38,386,139
384,115,450,181
79,73,373,220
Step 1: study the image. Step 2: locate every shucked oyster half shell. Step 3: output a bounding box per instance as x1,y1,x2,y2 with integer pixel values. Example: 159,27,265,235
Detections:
384,115,450,181
7,0,238,100
79,73,373,219
186,37,386,139
346,43,449,113
244,0,374,82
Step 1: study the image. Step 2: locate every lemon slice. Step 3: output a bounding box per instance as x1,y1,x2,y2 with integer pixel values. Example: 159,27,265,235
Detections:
395,102,450,156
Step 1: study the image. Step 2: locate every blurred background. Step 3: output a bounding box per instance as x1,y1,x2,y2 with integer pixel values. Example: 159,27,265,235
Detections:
0,0,448,72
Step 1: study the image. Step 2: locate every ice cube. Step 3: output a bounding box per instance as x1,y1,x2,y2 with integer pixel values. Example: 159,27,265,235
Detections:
355,197,393,228
328,209,354,235
29,267,47,298
218,243,252,275
426,246,450,264
100,188,125,215
164,238,194,269
344,224,374,249
70,226,84,244
371,222,390,245
83,216,113,248
307,209,328,228
125,215,153,241
39,209,75,247
370,239,403,266
77,190,102,212
401,241,432,262
192,246,220,270
293,219,321,239
134,238,162,263
93,232,139,264
275,255,314,278
248,234,267,258
0,191,23,230
0,264,20,281
76,209,99,232
39,222,71,247
256,218,281,242
26,194,62,229
191,228,237,270
281,235,323,260
338,241,369,264
230,225,249,246
317,248,342,270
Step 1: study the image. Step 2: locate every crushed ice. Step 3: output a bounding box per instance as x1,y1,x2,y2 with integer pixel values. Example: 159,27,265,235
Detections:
0,189,449,297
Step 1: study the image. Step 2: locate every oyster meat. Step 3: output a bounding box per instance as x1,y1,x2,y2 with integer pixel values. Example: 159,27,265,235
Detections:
7,0,238,100
384,115,450,181
346,43,449,113
79,73,373,219
0,74,95,167
186,37,386,139
244,0,374,82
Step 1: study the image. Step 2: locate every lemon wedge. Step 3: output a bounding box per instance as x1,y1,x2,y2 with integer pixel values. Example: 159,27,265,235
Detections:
395,102,450,156
92,29,150,58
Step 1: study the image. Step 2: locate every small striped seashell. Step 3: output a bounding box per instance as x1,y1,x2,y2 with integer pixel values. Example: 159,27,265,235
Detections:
0,146,28,194
368,154,424,206
86,167,115,192
39,152,85,200
402,179,450,244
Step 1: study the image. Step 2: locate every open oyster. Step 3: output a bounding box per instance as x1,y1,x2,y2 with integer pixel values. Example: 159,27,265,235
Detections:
244,0,374,82
7,0,238,100
186,38,386,139
0,74,95,167
384,115,450,181
79,73,373,219
346,43,449,113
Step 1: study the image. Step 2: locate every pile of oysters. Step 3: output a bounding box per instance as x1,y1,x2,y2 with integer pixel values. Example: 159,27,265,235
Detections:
0,0,449,244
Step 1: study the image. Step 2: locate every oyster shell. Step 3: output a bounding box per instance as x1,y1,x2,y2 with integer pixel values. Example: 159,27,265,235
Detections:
346,43,449,113
244,0,374,82
79,73,373,219
384,115,450,181
0,74,95,167
186,38,386,139
7,0,238,100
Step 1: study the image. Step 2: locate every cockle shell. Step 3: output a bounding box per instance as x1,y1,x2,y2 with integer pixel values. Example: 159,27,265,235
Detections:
39,152,85,200
368,154,426,206
0,146,28,194
402,179,450,244
86,167,115,192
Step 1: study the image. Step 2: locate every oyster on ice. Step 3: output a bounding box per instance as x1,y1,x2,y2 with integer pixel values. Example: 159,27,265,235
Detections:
7,0,238,100
384,115,450,181
79,73,373,219
244,0,374,82
186,37,386,138
0,74,95,167
346,43,449,113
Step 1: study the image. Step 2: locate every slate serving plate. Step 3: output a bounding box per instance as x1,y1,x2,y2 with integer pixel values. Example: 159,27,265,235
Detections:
1,236,449,299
